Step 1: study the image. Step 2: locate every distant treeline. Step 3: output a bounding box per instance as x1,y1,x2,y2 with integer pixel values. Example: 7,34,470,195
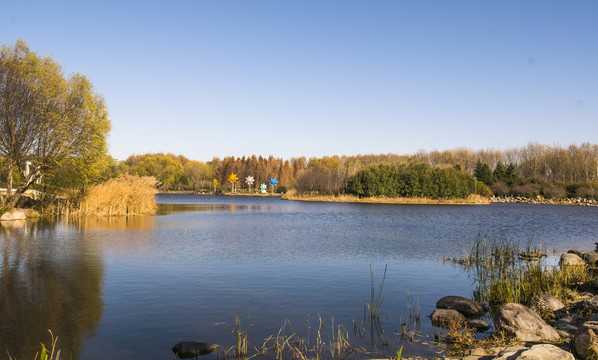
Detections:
16,142,593,199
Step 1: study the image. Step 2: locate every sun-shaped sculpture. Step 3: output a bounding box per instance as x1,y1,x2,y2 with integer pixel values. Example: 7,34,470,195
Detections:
259,183,267,193
228,173,238,193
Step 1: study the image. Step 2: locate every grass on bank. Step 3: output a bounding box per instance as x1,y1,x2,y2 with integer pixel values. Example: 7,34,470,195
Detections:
446,232,596,309
282,189,490,205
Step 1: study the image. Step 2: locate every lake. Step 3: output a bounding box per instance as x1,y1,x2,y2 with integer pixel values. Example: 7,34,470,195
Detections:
1,194,597,359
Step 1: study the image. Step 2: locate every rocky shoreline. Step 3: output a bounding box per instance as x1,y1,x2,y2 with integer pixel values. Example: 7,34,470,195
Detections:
491,195,598,207
427,249,598,360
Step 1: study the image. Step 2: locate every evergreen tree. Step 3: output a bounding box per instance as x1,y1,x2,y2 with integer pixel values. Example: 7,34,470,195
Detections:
493,162,506,183
474,161,493,186
505,163,520,185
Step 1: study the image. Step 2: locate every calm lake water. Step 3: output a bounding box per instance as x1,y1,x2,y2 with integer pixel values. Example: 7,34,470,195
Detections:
1,194,597,359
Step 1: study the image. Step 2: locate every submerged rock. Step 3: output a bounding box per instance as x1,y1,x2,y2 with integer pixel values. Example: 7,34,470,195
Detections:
493,303,560,342
436,295,486,318
172,342,219,359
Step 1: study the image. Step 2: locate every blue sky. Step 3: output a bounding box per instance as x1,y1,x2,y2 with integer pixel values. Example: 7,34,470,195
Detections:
1,1,596,162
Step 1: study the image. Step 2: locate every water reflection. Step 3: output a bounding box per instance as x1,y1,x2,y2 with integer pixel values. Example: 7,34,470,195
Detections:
0,219,104,359
65,215,156,230
158,203,271,215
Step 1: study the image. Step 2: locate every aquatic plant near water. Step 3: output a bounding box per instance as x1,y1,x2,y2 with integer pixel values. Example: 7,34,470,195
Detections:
76,174,158,216
448,232,596,309
8,330,61,360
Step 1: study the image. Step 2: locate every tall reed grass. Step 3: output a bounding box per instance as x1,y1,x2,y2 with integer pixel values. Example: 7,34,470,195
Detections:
77,175,158,216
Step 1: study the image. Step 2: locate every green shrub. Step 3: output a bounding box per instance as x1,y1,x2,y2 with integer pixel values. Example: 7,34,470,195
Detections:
345,162,475,199
475,182,493,197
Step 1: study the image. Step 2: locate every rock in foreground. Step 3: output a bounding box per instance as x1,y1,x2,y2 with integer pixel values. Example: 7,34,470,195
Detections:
573,321,598,360
493,303,560,342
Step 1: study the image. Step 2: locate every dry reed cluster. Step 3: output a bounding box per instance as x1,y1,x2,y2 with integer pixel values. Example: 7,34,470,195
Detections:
77,175,158,216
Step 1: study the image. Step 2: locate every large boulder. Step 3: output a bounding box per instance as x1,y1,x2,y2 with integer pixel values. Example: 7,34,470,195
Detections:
560,253,586,267
0,209,30,221
430,309,465,327
493,303,560,342
516,344,574,360
573,321,598,360
436,295,486,318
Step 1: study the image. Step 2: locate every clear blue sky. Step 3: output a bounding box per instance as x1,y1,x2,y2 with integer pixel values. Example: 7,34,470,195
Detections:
1,1,596,162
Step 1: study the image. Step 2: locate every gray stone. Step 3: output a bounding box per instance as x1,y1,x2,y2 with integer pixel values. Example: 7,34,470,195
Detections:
436,295,486,318
493,303,560,342
430,308,465,327
0,209,29,221
583,252,598,266
516,344,574,360
538,294,565,312
573,321,598,360
467,319,491,332
560,253,586,267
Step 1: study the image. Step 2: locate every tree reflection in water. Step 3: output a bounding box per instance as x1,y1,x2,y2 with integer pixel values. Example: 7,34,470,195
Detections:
0,218,104,359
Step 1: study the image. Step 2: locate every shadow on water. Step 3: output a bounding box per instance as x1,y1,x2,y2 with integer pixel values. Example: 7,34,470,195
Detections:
0,219,105,359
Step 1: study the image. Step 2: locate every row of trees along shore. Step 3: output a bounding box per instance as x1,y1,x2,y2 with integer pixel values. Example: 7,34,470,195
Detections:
3,41,598,210
105,142,598,200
